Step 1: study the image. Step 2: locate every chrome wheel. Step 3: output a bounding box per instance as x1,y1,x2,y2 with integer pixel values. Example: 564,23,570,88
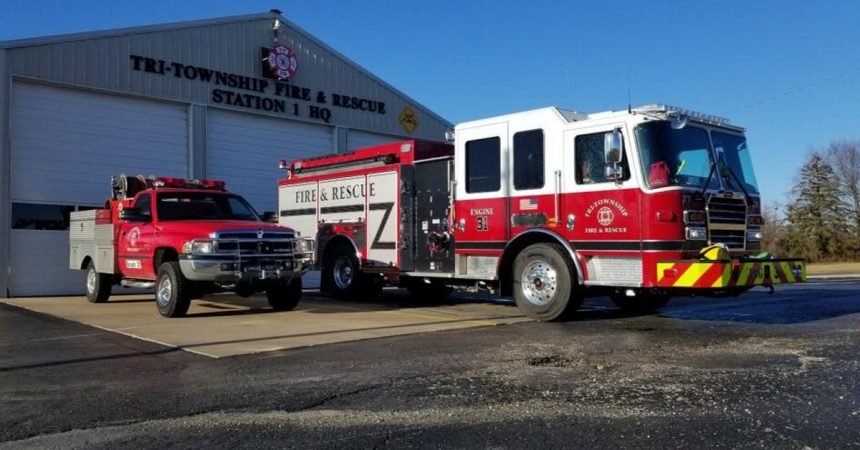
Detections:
157,275,172,307
333,256,354,290
86,268,97,294
520,259,558,306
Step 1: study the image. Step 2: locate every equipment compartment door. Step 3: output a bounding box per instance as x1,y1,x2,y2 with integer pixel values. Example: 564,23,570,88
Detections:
366,171,400,268
413,158,455,273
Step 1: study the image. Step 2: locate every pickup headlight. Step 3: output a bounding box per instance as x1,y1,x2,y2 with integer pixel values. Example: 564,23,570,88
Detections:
182,240,215,255
295,238,314,254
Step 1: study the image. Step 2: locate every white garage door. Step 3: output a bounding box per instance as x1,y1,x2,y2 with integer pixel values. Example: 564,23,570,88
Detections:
9,82,188,296
206,110,334,214
347,129,401,152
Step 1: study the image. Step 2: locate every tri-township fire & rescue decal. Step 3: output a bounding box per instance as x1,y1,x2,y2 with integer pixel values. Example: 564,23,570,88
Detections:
584,198,629,234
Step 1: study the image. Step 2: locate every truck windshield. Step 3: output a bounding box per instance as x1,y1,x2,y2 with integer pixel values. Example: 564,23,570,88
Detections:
156,193,260,221
711,131,760,193
636,122,719,190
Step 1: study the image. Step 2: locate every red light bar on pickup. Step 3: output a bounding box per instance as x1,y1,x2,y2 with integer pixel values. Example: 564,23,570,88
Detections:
151,177,226,190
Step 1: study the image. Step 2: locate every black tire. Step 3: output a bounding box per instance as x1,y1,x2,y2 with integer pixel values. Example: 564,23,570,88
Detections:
512,243,580,321
85,260,112,303
405,278,452,302
155,262,191,318
323,244,381,300
267,277,302,311
610,292,670,315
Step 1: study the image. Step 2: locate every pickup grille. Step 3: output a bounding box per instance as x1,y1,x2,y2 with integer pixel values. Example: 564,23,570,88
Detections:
707,196,747,250
211,229,297,256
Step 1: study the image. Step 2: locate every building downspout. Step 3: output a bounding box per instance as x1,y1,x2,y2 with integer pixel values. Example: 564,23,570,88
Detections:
0,49,10,298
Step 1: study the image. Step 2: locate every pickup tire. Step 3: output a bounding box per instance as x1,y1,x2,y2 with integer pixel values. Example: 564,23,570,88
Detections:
155,262,192,318
85,260,112,303
267,277,302,311
512,243,581,321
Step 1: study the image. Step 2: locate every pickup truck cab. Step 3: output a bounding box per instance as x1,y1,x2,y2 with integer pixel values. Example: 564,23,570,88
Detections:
70,175,314,317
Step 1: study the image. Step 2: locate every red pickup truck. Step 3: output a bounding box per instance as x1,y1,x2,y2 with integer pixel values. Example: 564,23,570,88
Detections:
69,175,314,317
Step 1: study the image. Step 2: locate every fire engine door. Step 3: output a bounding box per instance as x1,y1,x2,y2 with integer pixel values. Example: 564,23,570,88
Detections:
118,194,155,279
561,125,641,251
454,123,510,250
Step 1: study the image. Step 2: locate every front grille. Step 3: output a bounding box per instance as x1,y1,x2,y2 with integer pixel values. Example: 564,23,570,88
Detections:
707,196,747,250
216,240,295,254
211,229,297,255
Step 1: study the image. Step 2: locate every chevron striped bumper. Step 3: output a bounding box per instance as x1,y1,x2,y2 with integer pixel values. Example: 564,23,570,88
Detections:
656,259,806,288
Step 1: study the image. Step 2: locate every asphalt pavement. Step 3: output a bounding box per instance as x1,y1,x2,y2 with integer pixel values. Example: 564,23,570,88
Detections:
2,278,860,449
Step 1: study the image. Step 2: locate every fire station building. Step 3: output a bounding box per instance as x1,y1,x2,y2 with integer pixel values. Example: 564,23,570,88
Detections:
0,11,451,297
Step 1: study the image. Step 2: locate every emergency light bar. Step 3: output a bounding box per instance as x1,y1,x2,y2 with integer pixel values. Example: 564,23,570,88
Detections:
634,104,731,126
150,177,226,190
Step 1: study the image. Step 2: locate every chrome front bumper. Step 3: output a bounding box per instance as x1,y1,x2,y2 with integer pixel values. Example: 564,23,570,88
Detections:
179,254,313,283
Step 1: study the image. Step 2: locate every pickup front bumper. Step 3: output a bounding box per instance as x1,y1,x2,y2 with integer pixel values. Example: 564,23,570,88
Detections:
656,258,806,289
179,254,313,283
178,237,315,284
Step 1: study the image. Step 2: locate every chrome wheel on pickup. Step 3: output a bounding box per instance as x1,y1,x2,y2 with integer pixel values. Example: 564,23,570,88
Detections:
155,262,191,318
85,260,112,303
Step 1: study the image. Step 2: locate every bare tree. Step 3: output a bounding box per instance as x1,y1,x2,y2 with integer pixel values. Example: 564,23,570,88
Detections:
825,140,860,257
761,201,785,254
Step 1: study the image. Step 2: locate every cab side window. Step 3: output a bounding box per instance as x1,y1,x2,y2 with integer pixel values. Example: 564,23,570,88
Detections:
513,129,544,190
134,194,152,218
465,137,501,193
575,131,630,184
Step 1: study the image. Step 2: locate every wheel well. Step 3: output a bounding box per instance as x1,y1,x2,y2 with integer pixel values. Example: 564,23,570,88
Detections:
80,256,92,270
154,247,178,272
498,232,582,297
320,235,359,268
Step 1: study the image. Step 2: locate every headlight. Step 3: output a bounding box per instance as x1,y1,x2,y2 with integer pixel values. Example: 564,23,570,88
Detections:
746,229,763,241
685,226,707,241
296,238,314,254
182,240,214,254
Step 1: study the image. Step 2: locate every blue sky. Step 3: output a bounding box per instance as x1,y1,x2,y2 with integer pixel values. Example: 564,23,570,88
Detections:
2,0,859,207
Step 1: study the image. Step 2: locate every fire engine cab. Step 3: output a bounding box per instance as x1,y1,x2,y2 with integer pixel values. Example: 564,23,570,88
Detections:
278,104,806,321
70,175,315,317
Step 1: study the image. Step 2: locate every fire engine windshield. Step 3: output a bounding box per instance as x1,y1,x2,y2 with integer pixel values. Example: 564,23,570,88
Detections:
636,122,720,190
156,193,260,221
636,122,760,193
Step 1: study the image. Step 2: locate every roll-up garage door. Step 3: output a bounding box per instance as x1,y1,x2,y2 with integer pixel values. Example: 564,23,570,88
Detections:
9,82,188,296
206,109,333,214
347,129,400,152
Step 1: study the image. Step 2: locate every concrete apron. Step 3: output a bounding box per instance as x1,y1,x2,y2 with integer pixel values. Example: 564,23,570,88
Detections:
2,292,528,358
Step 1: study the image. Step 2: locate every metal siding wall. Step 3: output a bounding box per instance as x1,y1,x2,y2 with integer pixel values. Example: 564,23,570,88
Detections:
0,49,9,297
191,104,207,178
347,129,402,152
206,108,333,213
6,17,450,142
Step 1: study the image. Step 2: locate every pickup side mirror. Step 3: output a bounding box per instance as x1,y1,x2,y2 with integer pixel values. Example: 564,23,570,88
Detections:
119,207,151,223
261,211,278,223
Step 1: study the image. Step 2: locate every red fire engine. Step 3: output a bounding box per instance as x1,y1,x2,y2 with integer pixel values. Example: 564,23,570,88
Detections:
278,104,806,321
70,175,314,317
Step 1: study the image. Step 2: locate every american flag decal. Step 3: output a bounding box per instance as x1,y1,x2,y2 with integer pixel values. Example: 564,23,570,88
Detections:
519,198,538,211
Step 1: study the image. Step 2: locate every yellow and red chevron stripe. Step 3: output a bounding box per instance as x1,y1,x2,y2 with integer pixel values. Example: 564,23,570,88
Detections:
656,259,806,288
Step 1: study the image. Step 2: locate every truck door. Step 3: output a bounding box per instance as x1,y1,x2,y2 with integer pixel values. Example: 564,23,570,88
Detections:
453,122,509,254
117,193,155,280
561,125,642,283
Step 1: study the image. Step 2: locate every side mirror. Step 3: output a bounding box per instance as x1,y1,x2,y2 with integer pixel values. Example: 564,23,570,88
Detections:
261,211,278,223
604,130,623,165
119,208,150,222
